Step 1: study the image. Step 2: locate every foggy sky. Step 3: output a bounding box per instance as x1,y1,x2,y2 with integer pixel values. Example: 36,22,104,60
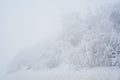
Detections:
0,0,119,75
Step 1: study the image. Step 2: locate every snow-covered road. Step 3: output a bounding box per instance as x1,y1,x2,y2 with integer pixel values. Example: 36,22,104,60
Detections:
1,67,120,80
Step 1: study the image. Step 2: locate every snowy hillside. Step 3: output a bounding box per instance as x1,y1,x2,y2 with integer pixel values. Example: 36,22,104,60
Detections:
7,2,120,74
1,0,120,80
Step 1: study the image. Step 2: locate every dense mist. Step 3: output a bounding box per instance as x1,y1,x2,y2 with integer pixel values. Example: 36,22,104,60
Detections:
6,0,120,73
1,0,120,78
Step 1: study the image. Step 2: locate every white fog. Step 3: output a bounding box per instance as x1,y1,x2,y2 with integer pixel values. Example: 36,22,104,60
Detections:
0,0,120,80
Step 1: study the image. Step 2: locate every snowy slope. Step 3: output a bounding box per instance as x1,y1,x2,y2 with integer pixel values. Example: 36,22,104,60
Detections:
7,2,120,73
1,67,120,80
3,1,120,80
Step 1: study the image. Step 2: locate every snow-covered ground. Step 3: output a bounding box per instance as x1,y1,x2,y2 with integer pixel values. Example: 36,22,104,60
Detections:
1,67,120,80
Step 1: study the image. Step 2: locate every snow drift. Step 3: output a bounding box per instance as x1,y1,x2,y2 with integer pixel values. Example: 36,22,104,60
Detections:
2,67,120,80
